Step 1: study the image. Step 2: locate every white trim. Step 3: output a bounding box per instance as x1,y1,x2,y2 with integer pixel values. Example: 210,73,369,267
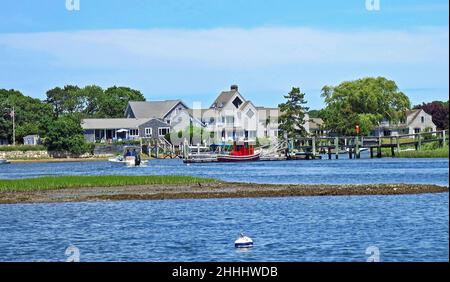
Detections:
158,127,171,136
145,127,152,137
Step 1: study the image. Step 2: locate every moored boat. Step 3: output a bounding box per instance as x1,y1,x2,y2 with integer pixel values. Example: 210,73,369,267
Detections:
217,141,260,162
234,233,253,248
0,159,11,165
108,146,148,167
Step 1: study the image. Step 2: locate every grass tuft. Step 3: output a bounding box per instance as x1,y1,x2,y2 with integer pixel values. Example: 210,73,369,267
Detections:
0,175,217,192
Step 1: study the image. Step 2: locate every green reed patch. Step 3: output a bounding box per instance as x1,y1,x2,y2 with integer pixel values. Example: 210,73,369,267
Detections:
0,175,217,192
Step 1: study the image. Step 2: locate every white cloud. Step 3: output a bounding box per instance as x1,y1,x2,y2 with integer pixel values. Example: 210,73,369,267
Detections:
0,27,448,69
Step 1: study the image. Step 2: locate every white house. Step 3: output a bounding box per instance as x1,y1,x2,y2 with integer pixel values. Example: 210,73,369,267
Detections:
371,109,437,136
192,85,310,143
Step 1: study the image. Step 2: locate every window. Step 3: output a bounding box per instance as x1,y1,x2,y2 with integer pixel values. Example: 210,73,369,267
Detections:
225,116,234,124
246,109,254,118
145,128,152,137
129,129,139,136
209,117,215,124
158,127,170,136
232,96,243,108
421,116,425,123
166,119,171,125
414,128,421,134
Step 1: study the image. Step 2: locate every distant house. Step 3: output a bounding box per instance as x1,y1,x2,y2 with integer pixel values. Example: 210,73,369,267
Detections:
81,118,171,142
308,118,328,137
23,135,40,145
125,100,189,125
196,85,310,142
371,109,437,136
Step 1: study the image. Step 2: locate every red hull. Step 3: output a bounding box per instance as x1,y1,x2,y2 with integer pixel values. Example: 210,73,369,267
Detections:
217,153,260,162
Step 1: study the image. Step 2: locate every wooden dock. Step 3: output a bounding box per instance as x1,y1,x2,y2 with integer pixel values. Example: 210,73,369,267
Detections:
289,130,448,159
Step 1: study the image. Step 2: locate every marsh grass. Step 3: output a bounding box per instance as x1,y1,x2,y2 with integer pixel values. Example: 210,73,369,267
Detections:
0,175,217,192
396,147,449,158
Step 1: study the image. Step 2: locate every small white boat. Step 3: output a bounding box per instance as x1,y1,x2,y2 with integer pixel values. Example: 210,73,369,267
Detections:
0,159,11,165
234,233,253,248
108,156,148,167
108,146,148,167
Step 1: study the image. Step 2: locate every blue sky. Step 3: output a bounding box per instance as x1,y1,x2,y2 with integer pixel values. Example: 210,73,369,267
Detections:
0,0,448,109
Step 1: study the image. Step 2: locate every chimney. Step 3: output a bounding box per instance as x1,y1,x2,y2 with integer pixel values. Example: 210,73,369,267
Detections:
230,85,238,91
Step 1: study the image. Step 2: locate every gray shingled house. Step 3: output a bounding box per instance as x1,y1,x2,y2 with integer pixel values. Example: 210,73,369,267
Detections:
125,100,189,125
371,109,437,136
81,118,171,142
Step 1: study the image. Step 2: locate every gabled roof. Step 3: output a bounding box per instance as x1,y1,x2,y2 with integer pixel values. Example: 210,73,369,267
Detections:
81,118,167,129
127,100,186,119
308,118,324,129
405,109,422,126
210,90,238,108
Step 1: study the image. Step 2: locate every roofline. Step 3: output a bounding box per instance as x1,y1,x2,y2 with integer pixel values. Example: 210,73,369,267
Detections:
162,100,189,119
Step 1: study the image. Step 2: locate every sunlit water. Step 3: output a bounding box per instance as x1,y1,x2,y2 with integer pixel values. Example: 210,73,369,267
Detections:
0,157,448,186
0,157,448,261
0,194,447,262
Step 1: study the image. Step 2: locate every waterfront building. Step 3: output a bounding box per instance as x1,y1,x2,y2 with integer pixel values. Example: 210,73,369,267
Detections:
23,135,40,146
371,109,437,136
81,118,170,143
81,85,316,144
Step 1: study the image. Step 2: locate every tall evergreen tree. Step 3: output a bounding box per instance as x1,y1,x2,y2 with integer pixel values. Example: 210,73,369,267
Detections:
278,87,309,139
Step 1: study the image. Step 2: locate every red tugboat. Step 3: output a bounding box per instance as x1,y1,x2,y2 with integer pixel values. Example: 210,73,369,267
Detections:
217,141,260,162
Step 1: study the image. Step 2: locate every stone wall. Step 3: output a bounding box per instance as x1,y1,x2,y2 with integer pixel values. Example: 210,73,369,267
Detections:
0,150,95,159
0,150,50,159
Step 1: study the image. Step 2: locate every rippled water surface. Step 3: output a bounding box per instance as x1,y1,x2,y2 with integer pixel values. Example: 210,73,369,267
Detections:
1,157,448,186
0,193,448,262
0,157,448,261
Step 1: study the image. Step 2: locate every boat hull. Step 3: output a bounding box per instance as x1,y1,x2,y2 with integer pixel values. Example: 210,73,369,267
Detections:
217,153,260,162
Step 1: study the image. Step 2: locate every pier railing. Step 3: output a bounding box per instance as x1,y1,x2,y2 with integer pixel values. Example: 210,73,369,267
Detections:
289,129,448,159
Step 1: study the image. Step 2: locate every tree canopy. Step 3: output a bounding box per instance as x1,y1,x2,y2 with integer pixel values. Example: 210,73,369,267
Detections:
45,85,145,118
0,89,53,143
278,87,309,139
321,77,411,135
44,115,89,155
1,84,145,150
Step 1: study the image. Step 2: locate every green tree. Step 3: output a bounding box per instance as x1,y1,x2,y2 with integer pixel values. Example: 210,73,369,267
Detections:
80,85,105,117
44,115,89,155
99,86,145,117
278,87,309,139
0,89,53,144
321,77,411,135
45,85,81,118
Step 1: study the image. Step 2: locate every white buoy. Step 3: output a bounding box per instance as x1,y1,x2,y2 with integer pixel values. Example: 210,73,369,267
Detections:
234,233,253,248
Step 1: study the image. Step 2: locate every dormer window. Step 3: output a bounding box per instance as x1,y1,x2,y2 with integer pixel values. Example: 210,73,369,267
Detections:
232,96,243,109
421,116,425,123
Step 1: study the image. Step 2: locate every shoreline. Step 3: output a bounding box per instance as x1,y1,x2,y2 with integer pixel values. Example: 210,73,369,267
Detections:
0,182,447,204
7,155,449,163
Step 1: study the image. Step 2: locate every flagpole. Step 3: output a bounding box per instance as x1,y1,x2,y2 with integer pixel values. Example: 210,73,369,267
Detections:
12,107,15,146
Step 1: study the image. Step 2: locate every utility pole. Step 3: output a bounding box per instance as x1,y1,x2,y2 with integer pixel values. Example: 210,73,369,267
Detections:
12,107,15,146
